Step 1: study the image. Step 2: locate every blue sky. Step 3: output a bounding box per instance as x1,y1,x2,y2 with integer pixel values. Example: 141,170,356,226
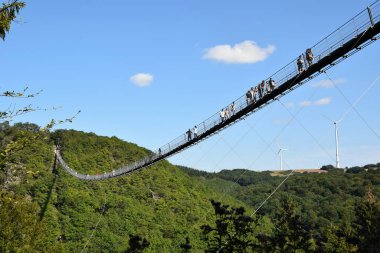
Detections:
1,0,380,171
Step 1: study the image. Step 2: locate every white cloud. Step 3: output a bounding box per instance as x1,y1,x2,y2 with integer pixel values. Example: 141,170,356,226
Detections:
315,97,332,106
300,97,332,107
203,40,275,64
313,78,346,88
130,73,154,87
300,101,313,107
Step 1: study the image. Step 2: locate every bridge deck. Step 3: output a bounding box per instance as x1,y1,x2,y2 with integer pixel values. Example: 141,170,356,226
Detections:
56,1,380,180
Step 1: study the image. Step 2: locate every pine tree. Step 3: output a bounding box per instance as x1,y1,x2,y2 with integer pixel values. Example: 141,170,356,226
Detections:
271,197,313,252
323,224,357,253
180,236,192,253
124,234,150,253
355,188,380,253
201,199,257,252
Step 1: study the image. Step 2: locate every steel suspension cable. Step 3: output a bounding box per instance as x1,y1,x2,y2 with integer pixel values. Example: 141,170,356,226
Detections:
324,71,380,140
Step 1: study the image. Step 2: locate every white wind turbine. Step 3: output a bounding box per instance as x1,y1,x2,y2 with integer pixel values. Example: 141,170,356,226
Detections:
277,144,288,171
322,114,342,169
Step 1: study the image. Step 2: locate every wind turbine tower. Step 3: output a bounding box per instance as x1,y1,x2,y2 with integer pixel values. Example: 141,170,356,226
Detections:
334,121,340,169
322,114,342,169
278,145,288,171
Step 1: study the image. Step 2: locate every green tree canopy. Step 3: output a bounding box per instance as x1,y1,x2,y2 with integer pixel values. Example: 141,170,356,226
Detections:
0,0,25,40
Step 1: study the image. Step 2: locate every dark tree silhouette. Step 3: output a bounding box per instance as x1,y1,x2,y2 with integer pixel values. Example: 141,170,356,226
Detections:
271,197,313,252
124,235,150,253
201,199,258,253
355,188,380,253
180,236,192,253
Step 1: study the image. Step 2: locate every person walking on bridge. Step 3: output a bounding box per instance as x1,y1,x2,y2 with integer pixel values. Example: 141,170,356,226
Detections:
246,90,252,104
193,126,198,138
269,78,276,91
257,83,262,98
297,55,304,73
224,107,230,119
250,87,255,103
230,101,236,115
186,129,192,141
220,109,225,122
306,48,314,67
260,80,266,96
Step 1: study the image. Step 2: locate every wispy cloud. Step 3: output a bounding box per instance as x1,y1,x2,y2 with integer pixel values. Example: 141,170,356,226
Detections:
203,40,275,64
315,97,332,106
313,78,346,88
300,97,332,107
130,73,154,87
300,101,313,107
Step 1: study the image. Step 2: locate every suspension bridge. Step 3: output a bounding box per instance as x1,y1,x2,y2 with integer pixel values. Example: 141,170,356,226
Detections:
56,1,380,180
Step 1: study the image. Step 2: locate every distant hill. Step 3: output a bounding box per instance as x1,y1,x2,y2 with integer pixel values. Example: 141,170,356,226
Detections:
0,123,249,252
1,122,379,252
179,163,380,239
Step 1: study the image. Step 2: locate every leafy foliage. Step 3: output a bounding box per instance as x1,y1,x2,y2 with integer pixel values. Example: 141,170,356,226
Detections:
0,123,245,252
182,165,380,252
1,122,380,252
201,199,258,252
0,0,25,40
354,188,380,253
125,235,150,253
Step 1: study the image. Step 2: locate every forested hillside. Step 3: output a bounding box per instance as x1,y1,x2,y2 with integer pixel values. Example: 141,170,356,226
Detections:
180,165,380,218
0,122,252,252
1,122,379,252
180,165,380,251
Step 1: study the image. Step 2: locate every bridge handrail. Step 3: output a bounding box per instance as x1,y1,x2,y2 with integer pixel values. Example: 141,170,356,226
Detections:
155,0,380,159
56,1,380,180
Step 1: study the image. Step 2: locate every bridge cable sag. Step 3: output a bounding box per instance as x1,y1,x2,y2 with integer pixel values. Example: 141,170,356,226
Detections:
55,0,380,180
324,71,380,140
249,69,380,217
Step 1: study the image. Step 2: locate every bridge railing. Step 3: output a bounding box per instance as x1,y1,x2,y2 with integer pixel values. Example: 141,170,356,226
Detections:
312,7,371,63
57,1,380,180
149,1,379,164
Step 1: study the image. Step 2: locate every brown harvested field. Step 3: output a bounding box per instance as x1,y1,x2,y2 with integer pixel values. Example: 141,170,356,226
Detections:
270,169,327,177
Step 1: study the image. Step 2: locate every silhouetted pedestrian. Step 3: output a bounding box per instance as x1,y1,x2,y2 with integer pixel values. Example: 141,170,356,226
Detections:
186,129,192,141
261,80,266,95
246,90,252,104
257,83,262,98
230,101,236,115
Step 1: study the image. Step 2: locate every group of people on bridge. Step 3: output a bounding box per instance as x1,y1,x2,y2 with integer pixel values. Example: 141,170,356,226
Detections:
219,101,236,122
186,125,198,141
297,48,314,73
173,48,315,156
245,77,277,106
